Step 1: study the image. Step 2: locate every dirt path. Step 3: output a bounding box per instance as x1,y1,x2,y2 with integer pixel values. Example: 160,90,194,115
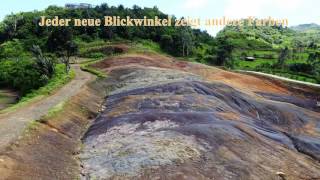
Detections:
0,64,94,151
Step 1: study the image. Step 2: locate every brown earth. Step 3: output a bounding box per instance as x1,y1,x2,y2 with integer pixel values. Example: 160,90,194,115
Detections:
92,54,291,94
82,53,320,179
92,53,320,99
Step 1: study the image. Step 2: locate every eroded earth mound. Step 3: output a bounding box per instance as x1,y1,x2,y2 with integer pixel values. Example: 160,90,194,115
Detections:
81,54,320,179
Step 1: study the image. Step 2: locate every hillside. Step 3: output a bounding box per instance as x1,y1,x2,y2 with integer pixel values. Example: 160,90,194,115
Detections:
216,22,320,83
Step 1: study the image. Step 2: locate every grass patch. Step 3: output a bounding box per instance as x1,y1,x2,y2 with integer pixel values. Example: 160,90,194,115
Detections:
21,64,75,101
234,56,319,84
129,39,164,54
236,58,276,69
81,65,107,78
240,68,319,84
38,101,66,123
21,120,41,136
80,59,107,78
257,69,319,83
0,64,75,113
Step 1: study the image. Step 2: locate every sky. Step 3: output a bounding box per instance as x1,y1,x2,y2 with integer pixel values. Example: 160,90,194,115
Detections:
0,0,319,36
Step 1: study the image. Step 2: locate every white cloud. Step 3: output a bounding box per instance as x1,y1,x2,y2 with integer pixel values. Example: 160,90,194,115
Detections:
183,0,209,10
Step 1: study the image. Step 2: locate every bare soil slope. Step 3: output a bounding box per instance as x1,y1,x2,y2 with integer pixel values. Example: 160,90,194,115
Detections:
82,54,320,180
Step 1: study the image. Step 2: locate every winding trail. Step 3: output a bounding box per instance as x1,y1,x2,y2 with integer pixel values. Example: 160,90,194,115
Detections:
0,64,94,151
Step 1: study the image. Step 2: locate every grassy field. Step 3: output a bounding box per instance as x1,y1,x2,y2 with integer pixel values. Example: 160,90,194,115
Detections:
255,69,319,83
233,49,319,83
236,58,276,69
80,59,107,78
235,59,319,83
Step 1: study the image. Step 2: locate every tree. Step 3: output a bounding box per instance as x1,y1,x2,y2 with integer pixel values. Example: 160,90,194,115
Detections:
308,41,318,49
0,39,27,59
179,26,193,57
240,52,247,60
0,59,45,94
215,36,234,67
277,47,289,69
30,45,55,80
60,41,78,74
2,13,24,40
159,34,173,53
47,27,72,52
308,52,320,82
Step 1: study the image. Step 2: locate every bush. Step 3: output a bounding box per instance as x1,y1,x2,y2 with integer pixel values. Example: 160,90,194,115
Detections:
288,63,313,74
0,59,46,94
85,52,105,59
204,55,217,65
79,45,128,58
79,34,94,42
0,39,29,59
240,52,247,60
263,54,275,59
31,45,55,79
255,63,273,70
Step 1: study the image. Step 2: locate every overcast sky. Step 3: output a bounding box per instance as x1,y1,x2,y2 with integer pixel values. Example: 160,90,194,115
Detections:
0,0,319,35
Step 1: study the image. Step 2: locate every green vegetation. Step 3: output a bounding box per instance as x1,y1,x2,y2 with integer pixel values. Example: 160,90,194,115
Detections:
20,64,75,102
130,39,163,54
0,4,213,58
0,58,44,93
216,22,320,83
23,120,41,135
81,60,107,78
1,64,75,112
38,101,66,123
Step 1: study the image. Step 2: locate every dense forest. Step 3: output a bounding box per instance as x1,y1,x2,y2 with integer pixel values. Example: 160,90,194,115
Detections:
0,3,320,97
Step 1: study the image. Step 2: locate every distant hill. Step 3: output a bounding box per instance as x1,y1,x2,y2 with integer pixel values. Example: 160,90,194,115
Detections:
291,23,320,32
290,24,320,46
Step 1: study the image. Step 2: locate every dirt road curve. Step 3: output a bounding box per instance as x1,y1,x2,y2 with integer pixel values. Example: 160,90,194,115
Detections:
0,64,94,151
